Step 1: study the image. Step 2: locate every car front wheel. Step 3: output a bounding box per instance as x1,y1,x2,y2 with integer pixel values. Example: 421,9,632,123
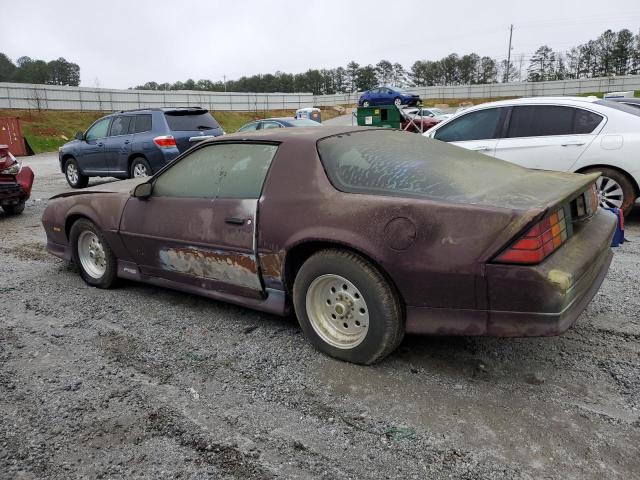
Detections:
70,218,117,288
64,158,89,189
293,249,404,364
362,100,370,108
393,97,402,107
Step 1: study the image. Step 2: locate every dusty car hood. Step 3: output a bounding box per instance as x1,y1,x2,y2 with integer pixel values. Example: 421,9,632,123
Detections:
51,178,147,200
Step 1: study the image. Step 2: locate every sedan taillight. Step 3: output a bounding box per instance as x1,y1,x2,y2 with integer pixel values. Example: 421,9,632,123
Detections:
494,208,568,265
153,135,177,148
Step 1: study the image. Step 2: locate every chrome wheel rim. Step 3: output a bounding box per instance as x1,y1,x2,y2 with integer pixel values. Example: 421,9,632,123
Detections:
133,163,148,178
67,163,78,184
394,98,402,106
596,176,624,209
77,231,106,279
305,274,369,349
363,101,370,107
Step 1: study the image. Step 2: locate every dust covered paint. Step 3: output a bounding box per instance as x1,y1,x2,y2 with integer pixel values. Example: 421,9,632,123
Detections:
159,246,261,290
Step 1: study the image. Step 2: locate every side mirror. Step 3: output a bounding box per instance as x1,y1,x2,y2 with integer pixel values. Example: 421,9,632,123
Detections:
132,182,152,199
74,131,84,141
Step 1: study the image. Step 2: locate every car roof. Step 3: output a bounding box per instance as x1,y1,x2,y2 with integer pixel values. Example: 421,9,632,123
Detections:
608,97,640,104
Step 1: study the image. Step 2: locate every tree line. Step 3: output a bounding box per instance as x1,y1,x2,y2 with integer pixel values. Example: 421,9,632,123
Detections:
133,28,640,95
0,54,80,86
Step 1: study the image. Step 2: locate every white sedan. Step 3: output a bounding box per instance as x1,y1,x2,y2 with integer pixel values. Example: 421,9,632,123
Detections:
424,96,640,215
405,107,453,122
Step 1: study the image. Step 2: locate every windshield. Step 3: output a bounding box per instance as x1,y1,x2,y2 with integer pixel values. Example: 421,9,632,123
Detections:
164,111,220,131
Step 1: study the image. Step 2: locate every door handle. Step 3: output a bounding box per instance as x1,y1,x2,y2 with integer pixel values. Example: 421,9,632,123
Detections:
123,140,131,144
97,142,104,147
561,142,585,147
225,217,245,225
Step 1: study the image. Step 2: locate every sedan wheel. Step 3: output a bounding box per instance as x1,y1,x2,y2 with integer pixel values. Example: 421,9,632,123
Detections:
70,218,117,288
362,101,370,108
306,274,370,349
293,249,404,364
596,175,624,209
394,97,402,107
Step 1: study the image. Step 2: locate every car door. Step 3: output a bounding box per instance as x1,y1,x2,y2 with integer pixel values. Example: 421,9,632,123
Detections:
118,142,279,298
79,117,111,174
103,115,133,176
493,105,603,171
431,107,506,155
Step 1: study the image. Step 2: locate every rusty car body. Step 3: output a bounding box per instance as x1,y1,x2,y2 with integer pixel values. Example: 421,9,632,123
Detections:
42,126,617,364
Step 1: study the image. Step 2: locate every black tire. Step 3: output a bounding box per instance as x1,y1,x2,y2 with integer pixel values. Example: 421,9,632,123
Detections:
69,218,118,289
130,157,151,178
293,249,404,364
362,100,370,108
582,167,636,216
64,157,89,189
2,202,25,215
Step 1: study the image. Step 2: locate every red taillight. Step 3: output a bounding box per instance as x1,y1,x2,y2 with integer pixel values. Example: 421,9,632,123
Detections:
153,135,176,148
495,208,568,265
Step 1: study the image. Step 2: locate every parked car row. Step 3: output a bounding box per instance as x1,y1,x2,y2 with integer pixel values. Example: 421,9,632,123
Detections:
424,96,640,215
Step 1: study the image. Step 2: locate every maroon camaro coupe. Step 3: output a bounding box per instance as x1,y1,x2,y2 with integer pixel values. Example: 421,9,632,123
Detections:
42,127,616,364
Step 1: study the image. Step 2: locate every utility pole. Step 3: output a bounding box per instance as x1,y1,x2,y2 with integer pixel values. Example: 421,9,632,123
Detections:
505,24,514,83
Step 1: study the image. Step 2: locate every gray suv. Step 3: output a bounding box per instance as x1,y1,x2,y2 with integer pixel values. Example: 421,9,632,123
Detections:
59,107,224,188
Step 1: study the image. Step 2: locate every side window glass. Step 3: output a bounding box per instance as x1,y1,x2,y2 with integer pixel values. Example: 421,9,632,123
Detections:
153,144,278,199
574,109,603,134
131,114,152,134
85,118,111,142
434,108,502,142
262,121,281,130
238,122,259,132
109,116,131,136
507,106,574,138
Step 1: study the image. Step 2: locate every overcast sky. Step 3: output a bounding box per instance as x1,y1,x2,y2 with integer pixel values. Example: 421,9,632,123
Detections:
2,0,640,88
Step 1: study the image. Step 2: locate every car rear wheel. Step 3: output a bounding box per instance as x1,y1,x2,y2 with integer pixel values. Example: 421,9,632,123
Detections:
130,157,151,178
362,100,370,108
70,218,117,289
64,158,88,189
2,202,25,215
583,167,636,216
293,249,404,364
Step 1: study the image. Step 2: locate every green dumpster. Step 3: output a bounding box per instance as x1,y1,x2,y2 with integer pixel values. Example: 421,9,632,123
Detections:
356,105,402,129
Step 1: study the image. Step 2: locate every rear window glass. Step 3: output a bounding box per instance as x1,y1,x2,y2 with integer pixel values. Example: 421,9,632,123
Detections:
596,99,640,117
164,111,220,131
131,114,152,134
316,130,523,201
290,119,322,127
507,106,574,137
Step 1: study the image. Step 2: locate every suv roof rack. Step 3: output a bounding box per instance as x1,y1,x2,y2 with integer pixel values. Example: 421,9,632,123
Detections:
116,106,206,113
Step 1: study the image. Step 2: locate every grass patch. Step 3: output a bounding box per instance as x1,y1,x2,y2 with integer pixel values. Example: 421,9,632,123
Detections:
0,107,342,153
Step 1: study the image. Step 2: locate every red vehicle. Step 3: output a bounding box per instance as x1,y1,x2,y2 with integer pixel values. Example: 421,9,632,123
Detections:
0,145,34,215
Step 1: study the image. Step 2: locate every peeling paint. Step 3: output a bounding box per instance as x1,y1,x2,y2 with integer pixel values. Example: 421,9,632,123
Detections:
159,247,261,289
548,269,573,293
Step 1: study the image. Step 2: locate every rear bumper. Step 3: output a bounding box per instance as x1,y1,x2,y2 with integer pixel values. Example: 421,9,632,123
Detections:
0,181,27,205
406,209,617,336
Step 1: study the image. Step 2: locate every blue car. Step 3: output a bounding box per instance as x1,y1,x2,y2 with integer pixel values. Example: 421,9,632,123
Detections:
59,107,224,188
358,87,421,108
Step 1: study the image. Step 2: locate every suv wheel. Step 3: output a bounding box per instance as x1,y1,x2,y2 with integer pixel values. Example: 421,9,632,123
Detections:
130,157,151,178
64,158,88,189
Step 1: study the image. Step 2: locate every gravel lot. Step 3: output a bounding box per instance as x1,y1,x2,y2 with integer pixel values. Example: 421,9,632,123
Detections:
1,152,639,479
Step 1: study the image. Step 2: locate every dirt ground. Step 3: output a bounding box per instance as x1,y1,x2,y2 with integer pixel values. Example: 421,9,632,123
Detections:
1,153,639,479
